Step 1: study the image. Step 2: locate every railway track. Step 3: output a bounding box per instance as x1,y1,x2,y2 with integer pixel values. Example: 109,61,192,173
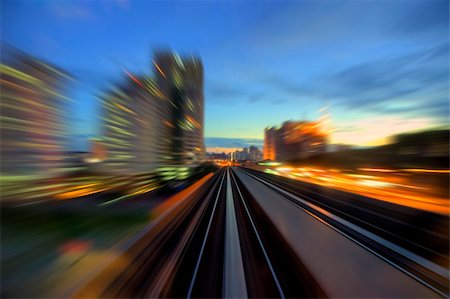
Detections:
93,167,327,298
237,167,448,297
74,166,445,298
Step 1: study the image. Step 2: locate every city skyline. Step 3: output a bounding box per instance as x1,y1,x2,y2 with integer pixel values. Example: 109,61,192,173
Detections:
2,0,448,151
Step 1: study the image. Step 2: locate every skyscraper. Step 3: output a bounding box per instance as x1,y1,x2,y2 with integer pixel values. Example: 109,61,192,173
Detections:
101,50,205,176
0,45,72,178
153,51,205,166
263,127,278,161
101,74,168,175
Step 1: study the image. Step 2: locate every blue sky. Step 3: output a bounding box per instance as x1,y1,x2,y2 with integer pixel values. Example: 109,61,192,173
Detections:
2,0,448,150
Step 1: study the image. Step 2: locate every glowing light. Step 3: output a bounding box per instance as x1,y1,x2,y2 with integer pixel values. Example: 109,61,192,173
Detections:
152,60,166,78
152,173,213,217
264,169,279,175
84,157,102,163
359,168,397,173
358,179,393,188
123,69,145,88
59,240,92,255
258,161,282,166
276,167,293,172
163,120,174,128
402,169,450,174
113,103,136,115
247,164,449,215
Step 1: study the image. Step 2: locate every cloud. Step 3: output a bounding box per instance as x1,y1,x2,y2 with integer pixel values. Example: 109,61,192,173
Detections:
207,82,288,106
205,137,263,149
243,0,448,55
207,83,246,98
322,44,448,116
367,96,449,120
331,116,437,146
259,74,313,96
392,0,449,36
206,147,240,154
271,99,287,105
248,94,263,103
116,0,130,10
205,82,251,105
252,43,448,122
50,2,94,21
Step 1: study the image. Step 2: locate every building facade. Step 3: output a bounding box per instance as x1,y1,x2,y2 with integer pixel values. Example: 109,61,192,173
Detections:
0,46,72,178
101,74,169,174
101,51,205,176
153,51,205,167
249,145,262,162
263,127,278,161
263,120,328,162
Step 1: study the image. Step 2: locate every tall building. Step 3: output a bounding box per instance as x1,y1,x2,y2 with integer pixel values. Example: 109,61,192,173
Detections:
101,74,168,174
0,45,72,178
153,51,205,166
263,127,278,160
101,50,205,176
263,120,328,161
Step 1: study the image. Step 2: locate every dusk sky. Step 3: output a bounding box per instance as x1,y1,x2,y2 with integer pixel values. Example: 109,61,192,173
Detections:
2,0,448,151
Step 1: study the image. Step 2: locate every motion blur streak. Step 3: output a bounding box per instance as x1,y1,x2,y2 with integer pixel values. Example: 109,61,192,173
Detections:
254,165,450,215
72,172,214,299
69,167,447,298
151,172,213,219
1,1,449,298
0,43,214,298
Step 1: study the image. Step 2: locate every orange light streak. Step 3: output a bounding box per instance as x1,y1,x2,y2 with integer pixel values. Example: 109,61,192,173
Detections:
152,173,213,218
152,60,166,78
123,69,145,88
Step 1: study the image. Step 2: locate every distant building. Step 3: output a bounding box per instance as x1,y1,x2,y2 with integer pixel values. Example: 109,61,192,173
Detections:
328,144,353,152
393,130,449,157
263,127,277,161
231,146,262,162
0,45,72,177
249,145,262,162
263,120,328,161
206,152,228,160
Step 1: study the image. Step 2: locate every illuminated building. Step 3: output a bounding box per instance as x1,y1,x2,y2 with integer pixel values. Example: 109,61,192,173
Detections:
230,151,236,162
263,127,278,160
0,45,72,178
101,74,168,174
101,51,205,177
153,51,205,167
263,120,328,162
